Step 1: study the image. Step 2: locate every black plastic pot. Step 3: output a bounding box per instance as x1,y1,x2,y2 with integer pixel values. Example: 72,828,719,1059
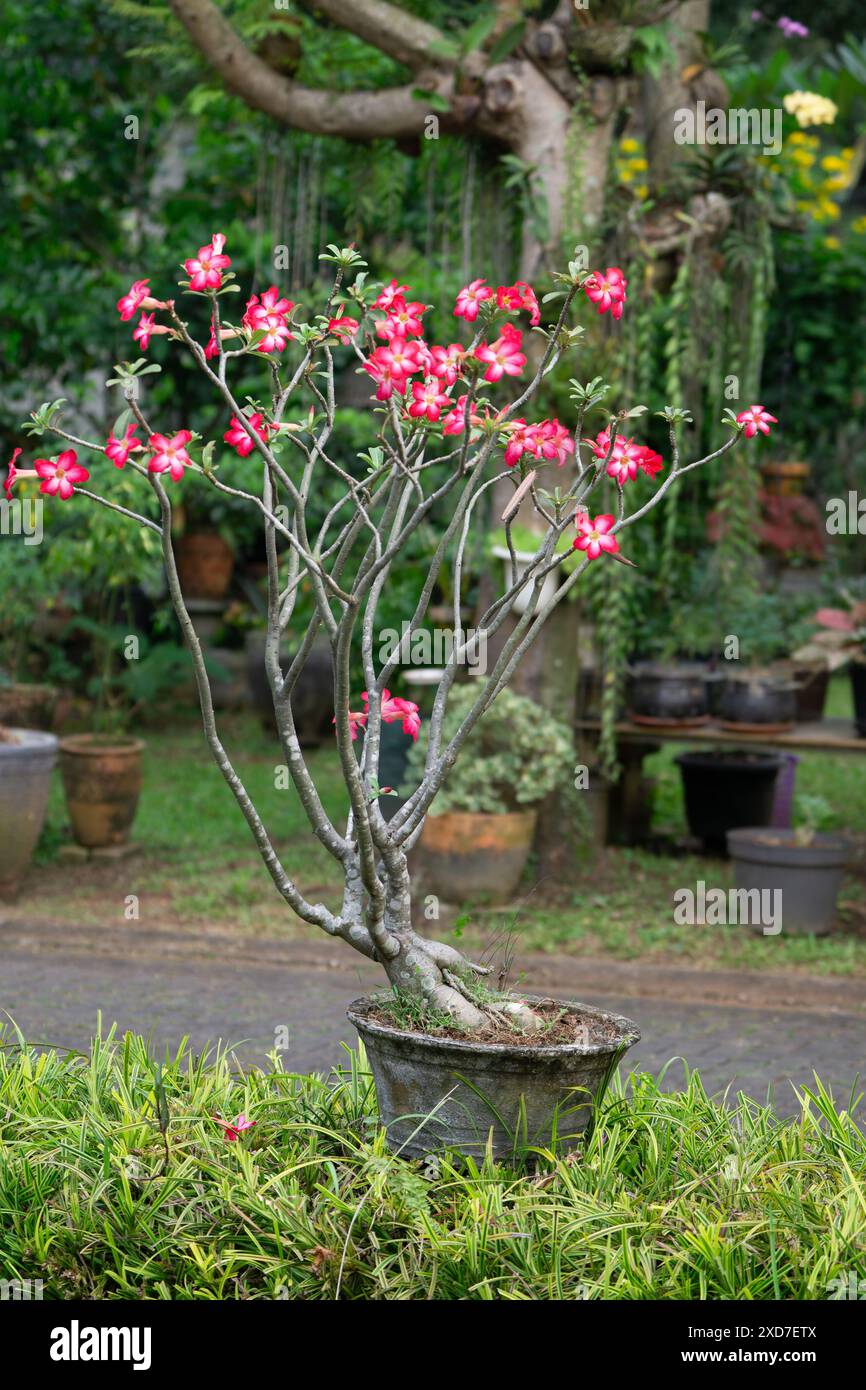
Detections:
627,662,708,724
348,994,640,1161
727,828,849,936
675,750,784,853
717,670,798,730
851,662,866,737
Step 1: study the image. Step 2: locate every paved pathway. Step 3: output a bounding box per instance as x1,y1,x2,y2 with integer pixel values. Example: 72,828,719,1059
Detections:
2,922,864,1119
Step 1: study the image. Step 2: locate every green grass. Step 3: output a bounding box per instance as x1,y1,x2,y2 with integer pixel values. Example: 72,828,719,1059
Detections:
0,1031,863,1300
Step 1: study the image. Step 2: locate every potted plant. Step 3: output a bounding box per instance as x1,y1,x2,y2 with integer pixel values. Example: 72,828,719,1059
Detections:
402,685,572,904
792,585,866,736
715,592,799,731
727,794,849,936
8,235,778,1158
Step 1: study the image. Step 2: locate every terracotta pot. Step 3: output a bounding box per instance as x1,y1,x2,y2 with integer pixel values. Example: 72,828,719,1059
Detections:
176,532,235,600
415,809,537,904
762,460,810,497
0,683,58,730
58,734,144,848
0,729,58,899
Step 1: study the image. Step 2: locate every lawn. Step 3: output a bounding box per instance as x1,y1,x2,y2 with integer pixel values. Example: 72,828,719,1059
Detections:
10,673,866,979
0,1030,863,1299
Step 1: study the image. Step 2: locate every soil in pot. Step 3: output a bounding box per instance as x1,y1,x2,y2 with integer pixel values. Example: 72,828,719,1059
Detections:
0,728,58,898
627,661,709,727
348,993,640,1160
851,662,866,737
414,808,537,904
675,750,784,853
0,683,58,730
59,734,144,848
717,670,797,732
726,827,849,936
176,532,235,601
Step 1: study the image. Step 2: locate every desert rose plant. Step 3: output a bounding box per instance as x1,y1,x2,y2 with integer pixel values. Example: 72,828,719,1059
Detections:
7,236,777,1029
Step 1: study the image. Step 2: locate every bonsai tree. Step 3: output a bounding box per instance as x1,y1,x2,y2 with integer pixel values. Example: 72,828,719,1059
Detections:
6,235,778,1030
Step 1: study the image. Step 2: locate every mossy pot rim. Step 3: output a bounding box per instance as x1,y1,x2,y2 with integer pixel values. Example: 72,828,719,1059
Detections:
58,733,145,757
348,993,641,1059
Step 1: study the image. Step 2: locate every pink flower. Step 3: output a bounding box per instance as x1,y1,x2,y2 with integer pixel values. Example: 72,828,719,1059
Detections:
215,1113,256,1143
454,278,493,322
572,512,619,560
205,314,220,359
634,444,663,479
104,424,141,469
503,419,535,468
428,343,465,386
442,394,469,436
584,429,662,484
375,279,410,311
496,281,540,327
408,378,451,423
534,419,574,468
476,324,526,383
243,287,294,354
117,278,150,321
363,690,421,741
736,405,777,438
184,233,231,292
2,448,37,500
224,414,270,457
133,312,156,351
376,297,426,340
147,430,193,482
583,267,628,320
363,336,424,401
334,709,368,741
33,449,89,500
328,315,359,343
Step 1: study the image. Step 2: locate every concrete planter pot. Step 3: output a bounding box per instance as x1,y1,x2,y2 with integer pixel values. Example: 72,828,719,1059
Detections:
58,734,144,848
627,661,709,725
726,828,849,936
415,808,536,904
348,994,640,1161
0,729,58,899
176,531,235,600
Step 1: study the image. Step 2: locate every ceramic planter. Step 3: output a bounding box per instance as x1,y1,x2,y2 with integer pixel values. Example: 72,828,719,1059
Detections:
675,750,784,853
791,663,829,723
627,662,708,726
727,828,849,936
0,729,58,899
58,734,144,848
0,683,58,731
176,532,235,600
348,994,640,1161
716,670,798,732
415,808,537,904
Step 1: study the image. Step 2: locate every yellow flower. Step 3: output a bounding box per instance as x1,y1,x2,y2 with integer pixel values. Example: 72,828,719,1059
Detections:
789,149,815,168
635,185,649,199
783,91,838,128
851,215,866,234
618,165,635,184
629,157,648,172
823,236,841,250
821,155,847,172
619,137,640,154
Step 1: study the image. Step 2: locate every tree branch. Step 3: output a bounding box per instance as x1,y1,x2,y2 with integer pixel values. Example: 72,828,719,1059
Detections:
168,0,450,140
